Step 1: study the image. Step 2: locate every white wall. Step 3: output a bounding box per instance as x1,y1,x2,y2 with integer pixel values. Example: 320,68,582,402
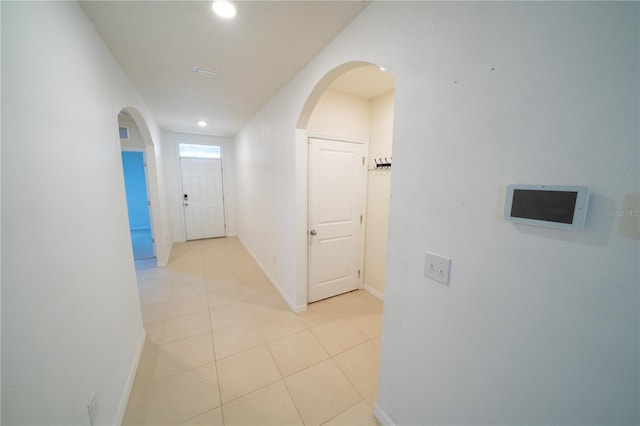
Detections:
234,108,300,309
364,91,394,298
1,2,170,424
234,2,639,424
307,89,371,141
162,132,236,243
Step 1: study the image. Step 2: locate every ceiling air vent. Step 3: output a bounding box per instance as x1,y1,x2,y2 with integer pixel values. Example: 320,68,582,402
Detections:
192,66,221,78
119,126,129,140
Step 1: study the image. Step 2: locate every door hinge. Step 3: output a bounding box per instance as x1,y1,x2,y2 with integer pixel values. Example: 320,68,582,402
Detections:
362,156,365,166
148,201,151,206
360,215,363,224
358,269,361,278
152,238,155,244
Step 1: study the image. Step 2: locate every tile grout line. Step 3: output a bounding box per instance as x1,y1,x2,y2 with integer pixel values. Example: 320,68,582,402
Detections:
331,347,376,409
320,398,369,426
204,248,227,426
280,376,308,425
132,238,383,425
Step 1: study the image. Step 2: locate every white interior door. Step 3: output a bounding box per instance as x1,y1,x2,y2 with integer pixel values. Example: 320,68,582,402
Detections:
309,137,366,302
181,158,226,240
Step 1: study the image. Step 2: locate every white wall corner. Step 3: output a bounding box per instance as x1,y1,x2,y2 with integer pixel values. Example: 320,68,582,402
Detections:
114,328,146,425
155,241,172,267
364,283,384,302
373,404,395,426
236,236,307,313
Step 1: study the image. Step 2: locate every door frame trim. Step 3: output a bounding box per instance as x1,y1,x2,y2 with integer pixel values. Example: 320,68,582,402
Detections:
306,132,367,145
307,136,368,303
174,142,229,242
179,156,227,241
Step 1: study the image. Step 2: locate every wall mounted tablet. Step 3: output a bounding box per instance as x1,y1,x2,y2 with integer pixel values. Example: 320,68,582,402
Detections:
504,185,590,230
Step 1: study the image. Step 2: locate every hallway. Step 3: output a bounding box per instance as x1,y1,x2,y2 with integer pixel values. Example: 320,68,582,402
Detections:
125,238,382,425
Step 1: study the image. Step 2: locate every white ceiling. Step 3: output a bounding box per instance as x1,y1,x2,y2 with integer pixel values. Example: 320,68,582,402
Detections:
81,1,374,137
330,65,395,99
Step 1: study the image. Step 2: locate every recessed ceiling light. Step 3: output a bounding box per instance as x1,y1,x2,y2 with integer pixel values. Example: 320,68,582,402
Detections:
212,1,236,19
197,121,208,127
379,66,386,72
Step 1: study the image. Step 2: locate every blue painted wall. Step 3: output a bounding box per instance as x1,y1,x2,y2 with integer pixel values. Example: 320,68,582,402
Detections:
121,151,151,230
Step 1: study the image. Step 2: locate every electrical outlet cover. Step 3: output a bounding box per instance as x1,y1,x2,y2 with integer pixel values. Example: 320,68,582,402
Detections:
424,252,452,285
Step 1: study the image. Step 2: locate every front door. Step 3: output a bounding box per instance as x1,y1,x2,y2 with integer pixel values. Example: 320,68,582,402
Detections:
180,157,226,240
308,137,366,302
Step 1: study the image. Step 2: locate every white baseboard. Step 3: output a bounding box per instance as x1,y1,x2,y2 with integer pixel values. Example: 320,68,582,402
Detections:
115,328,146,425
373,404,395,426
236,236,307,313
364,284,384,302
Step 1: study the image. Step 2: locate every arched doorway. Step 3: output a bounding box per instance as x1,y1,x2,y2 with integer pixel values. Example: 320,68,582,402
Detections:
297,62,395,304
116,106,165,265
119,110,155,261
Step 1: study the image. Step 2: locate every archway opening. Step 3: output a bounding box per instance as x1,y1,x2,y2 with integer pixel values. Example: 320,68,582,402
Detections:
116,106,166,266
298,62,396,304
118,109,155,261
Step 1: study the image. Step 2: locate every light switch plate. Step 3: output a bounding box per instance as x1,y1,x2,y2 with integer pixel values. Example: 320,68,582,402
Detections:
424,252,451,285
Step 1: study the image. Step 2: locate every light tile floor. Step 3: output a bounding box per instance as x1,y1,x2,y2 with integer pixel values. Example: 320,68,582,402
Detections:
125,237,382,426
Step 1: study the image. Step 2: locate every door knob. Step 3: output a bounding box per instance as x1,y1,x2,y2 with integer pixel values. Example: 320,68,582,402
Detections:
310,229,317,236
